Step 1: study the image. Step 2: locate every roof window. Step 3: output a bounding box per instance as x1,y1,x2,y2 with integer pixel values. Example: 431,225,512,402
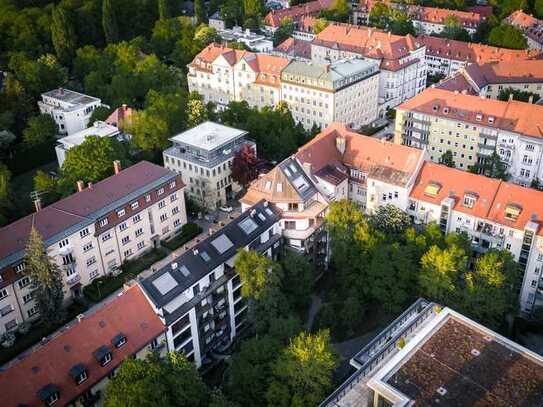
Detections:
93,346,112,366
476,113,483,121
424,182,441,197
443,107,449,114
505,204,522,221
69,364,88,385
112,333,127,348
463,193,478,208
432,105,439,112
38,384,60,406
488,116,495,124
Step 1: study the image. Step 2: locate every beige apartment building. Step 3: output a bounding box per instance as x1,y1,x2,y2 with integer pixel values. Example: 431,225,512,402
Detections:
0,161,186,335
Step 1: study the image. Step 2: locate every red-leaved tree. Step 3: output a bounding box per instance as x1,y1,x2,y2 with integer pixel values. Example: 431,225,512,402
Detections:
231,144,259,187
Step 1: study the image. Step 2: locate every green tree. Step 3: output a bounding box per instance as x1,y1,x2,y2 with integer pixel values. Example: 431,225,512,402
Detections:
25,228,65,327
23,114,57,148
280,251,313,312
34,170,62,205
0,164,12,226
369,2,391,28
102,0,120,44
370,204,411,236
158,0,172,19
313,18,329,34
187,92,209,128
498,87,540,103
266,330,338,407
129,110,170,152
320,0,350,22
481,151,509,181
235,250,281,300
9,53,68,98
243,0,264,29
89,106,113,126
440,150,456,168
51,6,77,63
209,389,239,407
389,12,415,36
221,0,244,27
62,136,129,184
104,352,208,407
488,24,527,49
151,17,183,57
273,17,294,46
195,0,207,23
443,15,471,41
537,0,543,18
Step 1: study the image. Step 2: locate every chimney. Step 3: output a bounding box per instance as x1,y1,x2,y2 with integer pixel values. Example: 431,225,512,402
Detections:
122,104,127,111
59,88,64,95
77,180,85,192
34,198,42,212
388,31,391,39
77,314,85,323
303,162,312,175
87,182,93,189
528,95,534,104
509,93,513,101
113,160,121,175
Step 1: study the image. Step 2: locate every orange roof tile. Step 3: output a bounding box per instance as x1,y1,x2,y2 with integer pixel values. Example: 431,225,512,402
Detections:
397,88,543,139
274,37,312,59
105,104,134,131
410,6,482,28
0,285,165,407
264,0,334,28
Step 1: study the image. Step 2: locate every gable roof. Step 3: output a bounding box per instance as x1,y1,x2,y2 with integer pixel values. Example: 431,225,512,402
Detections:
274,38,312,60
264,0,334,28
410,6,482,28
0,285,165,407
464,60,543,87
105,105,134,131
506,9,543,46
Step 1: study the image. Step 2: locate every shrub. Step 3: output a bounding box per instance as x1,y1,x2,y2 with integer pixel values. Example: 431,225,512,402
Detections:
17,321,31,335
161,223,202,251
1,332,16,348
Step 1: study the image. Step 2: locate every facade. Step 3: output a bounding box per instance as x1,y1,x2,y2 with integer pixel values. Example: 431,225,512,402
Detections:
163,121,254,210
38,88,103,136
395,87,543,185
55,121,123,167
320,300,543,406
506,10,543,50
418,35,543,77
208,12,226,30
0,161,186,335
139,200,282,367
281,58,380,130
409,6,482,35
0,284,167,407
436,60,543,100
263,0,334,32
187,44,289,110
216,26,273,52
311,25,427,117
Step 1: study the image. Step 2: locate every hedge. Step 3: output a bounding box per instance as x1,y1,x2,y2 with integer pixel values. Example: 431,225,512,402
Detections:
161,223,202,251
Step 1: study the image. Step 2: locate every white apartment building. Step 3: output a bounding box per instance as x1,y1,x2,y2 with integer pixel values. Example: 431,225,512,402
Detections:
140,200,282,367
280,58,380,130
217,26,273,52
55,121,124,167
187,44,289,110
0,161,187,335
311,25,427,117
38,88,104,136
163,121,255,210
408,6,482,35
395,88,543,186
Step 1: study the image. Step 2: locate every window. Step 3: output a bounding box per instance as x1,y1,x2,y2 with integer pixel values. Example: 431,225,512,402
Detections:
137,241,145,250
102,232,112,242
531,280,537,287
45,391,59,406
22,293,33,303
99,218,109,227
160,213,168,222
124,249,133,257
83,242,93,252
174,219,181,227
59,239,69,248
89,270,99,280
4,319,16,331
121,236,130,245
133,214,141,223
27,306,39,317
117,208,126,217
463,194,476,208
170,193,177,202
119,222,128,231
172,206,179,215
0,304,13,316
169,180,176,189
18,276,31,289
102,353,112,366
86,257,97,267
0,289,8,300
80,228,90,238
76,370,88,385
145,194,151,202
14,263,25,273
135,228,144,237
131,201,139,210
158,200,166,209
157,187,165,196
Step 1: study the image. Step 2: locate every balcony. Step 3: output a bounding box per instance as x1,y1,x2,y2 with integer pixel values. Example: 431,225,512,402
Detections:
66,273,81,286
58,244,73,256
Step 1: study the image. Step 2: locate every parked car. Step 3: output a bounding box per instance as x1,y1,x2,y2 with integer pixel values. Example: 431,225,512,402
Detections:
204,213,218,223
219,206,233,213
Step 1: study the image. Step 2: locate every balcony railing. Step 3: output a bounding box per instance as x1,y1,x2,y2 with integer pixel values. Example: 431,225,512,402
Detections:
66,273,81,286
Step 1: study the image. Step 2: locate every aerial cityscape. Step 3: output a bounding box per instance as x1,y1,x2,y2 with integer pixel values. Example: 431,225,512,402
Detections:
1,0,543,405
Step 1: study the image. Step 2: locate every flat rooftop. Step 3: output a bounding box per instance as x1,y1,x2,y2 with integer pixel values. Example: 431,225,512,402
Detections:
283,58,379,83
41,88,100,107
57,121,120,148
170,121,248,151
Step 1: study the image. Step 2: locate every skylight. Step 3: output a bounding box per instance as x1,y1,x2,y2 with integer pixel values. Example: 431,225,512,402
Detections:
179,265,190,277
152,272,178,295
265,208,274,217
200,250,211,262
211,234,234,254
239,217,258,235
258,213,266,221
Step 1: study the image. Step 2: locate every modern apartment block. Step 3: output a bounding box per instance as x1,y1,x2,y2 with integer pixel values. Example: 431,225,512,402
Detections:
0,284,168,407
163,121,255,210
408,6,482,35
320,299,543,406
311,25,427,117
0,161,186,335
241,158,330,266
418,35,542,77
395,87,543,184
38,88,104,136
139,200,282,367
437,60,543,100
55,121,124,167
506,10,543,50
187,44,289,110
216,26,273,53
280,58,380,130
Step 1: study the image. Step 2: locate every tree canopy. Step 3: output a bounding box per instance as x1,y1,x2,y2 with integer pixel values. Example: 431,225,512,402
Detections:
488,24,528,49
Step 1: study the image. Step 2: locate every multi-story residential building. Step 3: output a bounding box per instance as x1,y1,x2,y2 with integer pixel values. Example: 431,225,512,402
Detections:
55,121,124,167
418,35,542,77
241,158,330,266
216,26,273,52
311,24,427,117
395,87,543,184
408,6,482,35
0,284,168,407
187,44,289,110
436,59,543,100
407,162,543,312
38,88,104,136
320,299,543,406
273,38,312,61
0,161,186,335
163,121,254,210
263,0,334,33
506,10,543,50
280,57,380,130
139,200,282,367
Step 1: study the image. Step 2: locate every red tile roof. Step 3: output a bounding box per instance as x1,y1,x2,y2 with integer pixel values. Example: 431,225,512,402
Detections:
0,161,177,266
418,35,542,64
467,5,493,18
435,73,477,94
464,59,543,87
296,123,424,186
274,38,312,59
0,285,165,407
264,0,334,28
397,88,543,139
105,105,134,131
409,6,482,28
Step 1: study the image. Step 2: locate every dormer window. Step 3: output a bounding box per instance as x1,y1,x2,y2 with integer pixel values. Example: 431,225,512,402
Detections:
443,107,449,114
112,333,127,348
424,182,441,197
505,204,522,221
93,346,112,366
463,193,477,208
488,116,495,124
69,364,88,385
432,105,439,112
38,384,60,406
476,113,483,121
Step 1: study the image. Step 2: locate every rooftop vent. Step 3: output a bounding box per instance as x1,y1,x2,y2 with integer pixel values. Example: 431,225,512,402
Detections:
484,335,493,342
250,209,256,218
436,387,447,396
171,262,178,270
471,348,481,357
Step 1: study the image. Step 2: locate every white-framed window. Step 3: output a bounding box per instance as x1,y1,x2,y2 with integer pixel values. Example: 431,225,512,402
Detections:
538,253,543,262
174,219,181,227
99,218,109,227
66,267,77,277
170,193,177,202
169,180,176,189
119,222,128,231
117,208,126,217
158,200,166,209
89,270,99,280
124,249,133,257
157,187,165,196
463,195,476,208
80,228,90,238
121,236,130,245
137,241,145,250
131,201,139,210
14,263,25,273
102,232,112,242
0,304,12,316
76,369,88,384
27,306,39,318
18,276,31,289
102,352,112,366
59,239,69,248
160,214,168,222
0,289,8,300
172,206,179,215
133,214,141,223
86,257,97,267
145,194,151,202
135,228,144,237
22,293,33,303
83,242,93,252
4,319,16,331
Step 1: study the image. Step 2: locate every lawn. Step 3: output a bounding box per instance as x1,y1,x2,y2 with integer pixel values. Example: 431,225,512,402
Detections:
0,300,88,366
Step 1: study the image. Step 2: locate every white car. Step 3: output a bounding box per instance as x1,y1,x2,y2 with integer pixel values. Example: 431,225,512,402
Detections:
219,206,233,213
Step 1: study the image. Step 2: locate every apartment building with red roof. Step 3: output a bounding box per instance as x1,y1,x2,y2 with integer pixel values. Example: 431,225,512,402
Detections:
418,35,542,77
408,6,483,35
311,24,428,117
506,10,543,50
263,0,334,31
273,37,312,61
395,87,543,186
0,161,186,336
0,284,167,407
